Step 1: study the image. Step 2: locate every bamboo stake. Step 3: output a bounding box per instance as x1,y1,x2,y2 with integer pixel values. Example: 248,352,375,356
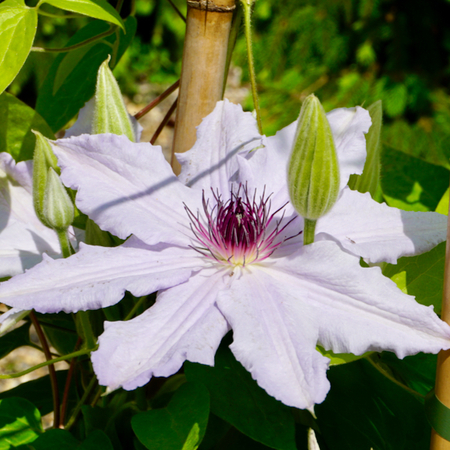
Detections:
170,0,236,175
430,190,450,449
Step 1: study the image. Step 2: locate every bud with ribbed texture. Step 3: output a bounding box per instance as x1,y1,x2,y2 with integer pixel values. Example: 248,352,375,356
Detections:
32,130,59,228
348,100,382,197
43,167,74,232
93,57,135,141
288,94,340,245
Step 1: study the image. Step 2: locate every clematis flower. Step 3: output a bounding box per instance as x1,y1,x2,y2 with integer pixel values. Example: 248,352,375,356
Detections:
0,100,449,411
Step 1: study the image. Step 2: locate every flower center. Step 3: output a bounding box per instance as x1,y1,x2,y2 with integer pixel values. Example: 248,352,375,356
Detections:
185,185,299,267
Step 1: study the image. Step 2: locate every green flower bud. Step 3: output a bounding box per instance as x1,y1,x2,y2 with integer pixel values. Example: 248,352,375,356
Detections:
32,130,59,228
288,94,340,244
348,100,382,197
93,57,135,141
43,167,74,232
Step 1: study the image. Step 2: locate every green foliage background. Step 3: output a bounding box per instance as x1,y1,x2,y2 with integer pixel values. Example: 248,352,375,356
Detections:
3,0,450,448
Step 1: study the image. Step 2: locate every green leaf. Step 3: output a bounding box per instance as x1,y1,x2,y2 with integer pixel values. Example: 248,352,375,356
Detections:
80,430,114,450
379,352,436,397
0,92,54,162
196,414,230,450
0,0,37,95
30,429,79,450
0,322,31,359
185,337,296,450
35,16,136,132
383,241,445,313
132,383,210,450
0,397,43,449
436,187,449,215
316,359,430,450
39,0,124,29
316,345,373,366
0,372,76,417
348,100,382,196
381,146,449,212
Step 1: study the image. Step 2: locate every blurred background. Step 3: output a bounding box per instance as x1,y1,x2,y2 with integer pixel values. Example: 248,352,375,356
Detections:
8,0,450,176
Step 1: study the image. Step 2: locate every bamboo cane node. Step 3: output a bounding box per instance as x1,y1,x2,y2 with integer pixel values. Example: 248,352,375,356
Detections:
187,0,236,12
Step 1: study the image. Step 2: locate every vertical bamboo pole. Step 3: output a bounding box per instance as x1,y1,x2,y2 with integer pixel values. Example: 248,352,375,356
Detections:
430,192,450,449
170,0,236,175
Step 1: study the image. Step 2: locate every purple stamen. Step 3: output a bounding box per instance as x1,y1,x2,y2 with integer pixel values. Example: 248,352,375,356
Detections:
185,185,301,266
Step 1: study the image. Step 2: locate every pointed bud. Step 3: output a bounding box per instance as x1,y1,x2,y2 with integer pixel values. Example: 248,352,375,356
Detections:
43,168,74,231
348,100,382,197
93,57,135,141
32,130,59,228
288,95,340,244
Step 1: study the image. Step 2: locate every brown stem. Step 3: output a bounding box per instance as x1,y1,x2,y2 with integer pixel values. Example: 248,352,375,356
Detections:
60,337,82,428
170,0,237,175
30,311,60,428
430,176,450,449
134,80,180,120
166,0,186,22
151,98,178,145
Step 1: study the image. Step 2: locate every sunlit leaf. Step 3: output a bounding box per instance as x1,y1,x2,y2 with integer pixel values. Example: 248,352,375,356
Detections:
39,0,124,29
0,92,54,162
0,397,43,449
0,0,37,95
383,241,445,313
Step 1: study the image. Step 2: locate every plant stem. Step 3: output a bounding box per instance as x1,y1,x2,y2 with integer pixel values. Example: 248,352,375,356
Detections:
240,0,263,134
166,0,186,22
151,98,177,145
134,79,180,120
170,0,237,175
31,27,115,53
77,311,97,350
60,338,82,427
30,311,60,428
430,178,450,449
303,219,317,246
64,376,97,430
0,348,93,379
124,296,149,321
56,229,73,258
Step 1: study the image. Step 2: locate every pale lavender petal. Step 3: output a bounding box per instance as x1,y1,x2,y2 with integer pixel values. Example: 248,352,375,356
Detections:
177,100,262,198
64,98,95,138
0,153,62,277
326,106,371,189
64,98,143,142
92,267,229,391
236,137,294,218
317,188,448,263
216,266,330,411
0,237,201,313
272,241,450,358
52,134,201,247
